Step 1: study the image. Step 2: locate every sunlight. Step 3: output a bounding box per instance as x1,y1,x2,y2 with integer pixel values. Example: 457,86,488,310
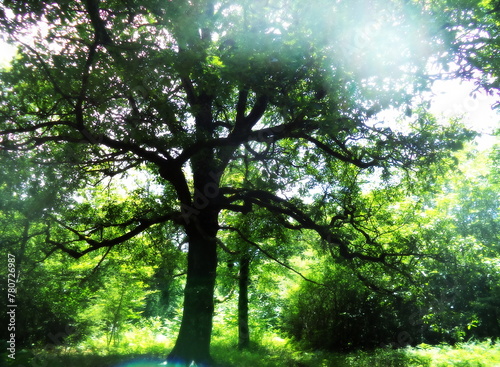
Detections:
332,1,431,82
429,78,499,137
0,41,16,68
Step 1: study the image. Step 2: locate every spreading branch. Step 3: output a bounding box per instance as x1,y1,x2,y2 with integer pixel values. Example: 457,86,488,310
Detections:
47,211,183,259
219,187,431,264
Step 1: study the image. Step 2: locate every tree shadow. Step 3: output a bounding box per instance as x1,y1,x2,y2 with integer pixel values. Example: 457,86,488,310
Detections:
4,352,170,367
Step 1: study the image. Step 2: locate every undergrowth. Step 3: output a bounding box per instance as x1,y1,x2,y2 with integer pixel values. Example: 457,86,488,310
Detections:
407,340,500,367
3,323,499,367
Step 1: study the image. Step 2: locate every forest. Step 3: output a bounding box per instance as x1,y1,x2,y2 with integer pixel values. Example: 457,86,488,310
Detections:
0,0,499,366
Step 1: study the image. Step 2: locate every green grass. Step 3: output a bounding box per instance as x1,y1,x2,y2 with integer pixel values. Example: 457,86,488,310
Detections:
212,338,500,367
4,333,499,367
211,335,425,367
407,341,500,367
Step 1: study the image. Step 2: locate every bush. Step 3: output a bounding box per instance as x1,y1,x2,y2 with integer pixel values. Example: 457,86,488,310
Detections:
281,265,415,352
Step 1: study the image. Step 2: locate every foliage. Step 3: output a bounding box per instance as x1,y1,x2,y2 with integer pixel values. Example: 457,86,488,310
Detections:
0,248,91,347
282,144,500,350
429,0,500,95
78,317,179,356
412,146,500,343
282,267,408,351
0,182,185,350
77,263,153,350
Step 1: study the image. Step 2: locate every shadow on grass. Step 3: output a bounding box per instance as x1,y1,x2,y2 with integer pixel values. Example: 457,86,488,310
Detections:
3,352,171,367
8,342,498,367
211,343,431,367
3,351,236,367
9,350,418,367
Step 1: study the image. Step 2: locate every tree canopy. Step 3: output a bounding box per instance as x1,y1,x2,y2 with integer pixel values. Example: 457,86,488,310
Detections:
0,0,497,365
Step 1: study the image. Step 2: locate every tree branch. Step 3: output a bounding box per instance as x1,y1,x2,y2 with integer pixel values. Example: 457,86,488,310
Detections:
48,211,183,259
235,88,249,124
84,0,114,45
243,94,268,128
219,225,326,287
219,187,424,264
297,133,379,168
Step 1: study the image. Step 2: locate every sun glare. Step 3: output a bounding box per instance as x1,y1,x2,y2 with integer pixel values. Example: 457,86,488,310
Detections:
331,1,431,83
0,41,16,68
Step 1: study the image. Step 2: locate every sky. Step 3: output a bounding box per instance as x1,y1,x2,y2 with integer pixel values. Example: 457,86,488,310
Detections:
429,78,499,147
0,40,16,68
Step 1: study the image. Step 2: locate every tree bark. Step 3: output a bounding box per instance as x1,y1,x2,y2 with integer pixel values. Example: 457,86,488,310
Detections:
167,211,219,366
238,252,251,350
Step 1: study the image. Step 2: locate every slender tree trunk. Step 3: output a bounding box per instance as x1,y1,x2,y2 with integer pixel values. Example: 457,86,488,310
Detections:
238,252,251,349
167,210,219,366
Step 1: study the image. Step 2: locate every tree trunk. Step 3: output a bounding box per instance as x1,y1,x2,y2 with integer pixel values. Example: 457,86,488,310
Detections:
238,252,251,350
167,96,222,365
167,212,218,366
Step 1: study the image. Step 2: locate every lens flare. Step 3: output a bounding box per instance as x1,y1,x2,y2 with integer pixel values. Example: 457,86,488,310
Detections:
114,358,168,367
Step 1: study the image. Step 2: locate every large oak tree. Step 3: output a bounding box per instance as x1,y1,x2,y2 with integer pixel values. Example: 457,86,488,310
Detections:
0,0,479,365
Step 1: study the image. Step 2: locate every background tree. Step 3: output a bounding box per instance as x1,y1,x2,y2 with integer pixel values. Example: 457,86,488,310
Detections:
219,211,306,350
0,0,477,365
282,143,500,350
414,146,500,342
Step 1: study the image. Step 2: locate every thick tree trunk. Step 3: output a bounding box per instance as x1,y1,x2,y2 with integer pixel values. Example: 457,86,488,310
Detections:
167,94,223,365
167,213,218,366
238,252,251,350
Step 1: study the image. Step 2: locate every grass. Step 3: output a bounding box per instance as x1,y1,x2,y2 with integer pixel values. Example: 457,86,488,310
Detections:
211,334,427,367
3,332,499,367
407,341,500,367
